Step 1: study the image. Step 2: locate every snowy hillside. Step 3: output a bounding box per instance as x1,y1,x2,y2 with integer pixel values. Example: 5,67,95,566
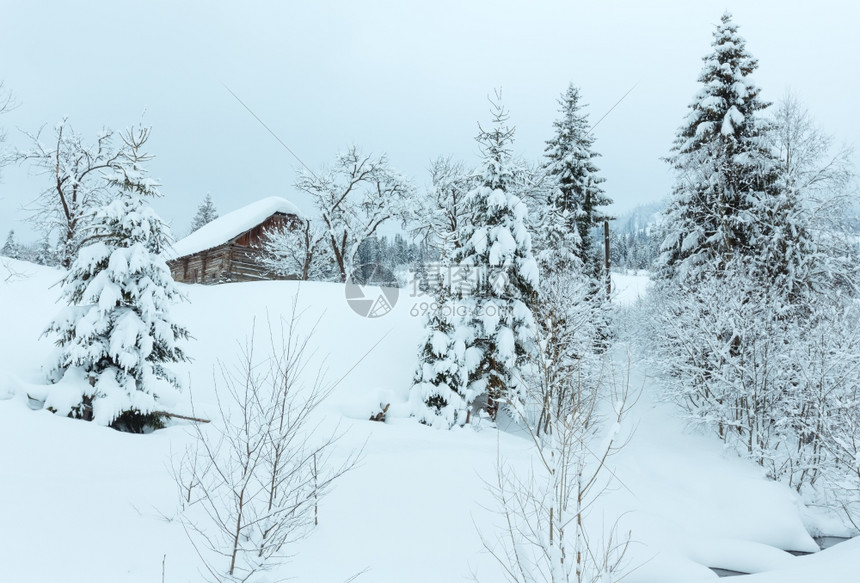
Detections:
0,258,857,582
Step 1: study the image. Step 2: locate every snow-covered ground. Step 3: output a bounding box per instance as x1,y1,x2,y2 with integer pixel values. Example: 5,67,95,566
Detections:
0,258,857,582
613,269,652,306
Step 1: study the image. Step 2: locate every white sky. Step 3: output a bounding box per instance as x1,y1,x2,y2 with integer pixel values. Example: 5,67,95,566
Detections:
1,0,858,243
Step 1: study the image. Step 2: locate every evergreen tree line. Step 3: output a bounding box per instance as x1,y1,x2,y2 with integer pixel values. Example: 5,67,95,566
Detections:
604,203,664,271
0,229,59,266
351,233,433,285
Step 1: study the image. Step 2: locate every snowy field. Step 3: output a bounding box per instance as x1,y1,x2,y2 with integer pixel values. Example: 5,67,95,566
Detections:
0,258,857,582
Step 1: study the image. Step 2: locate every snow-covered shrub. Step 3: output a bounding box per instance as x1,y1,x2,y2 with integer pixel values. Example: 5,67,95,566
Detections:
527,267,604,435
644,267,860,529
258,219,336,281
482,358,634,583
177,311,359,582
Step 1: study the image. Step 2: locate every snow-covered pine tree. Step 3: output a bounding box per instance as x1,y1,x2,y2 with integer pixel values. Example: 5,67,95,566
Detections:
409,159,475,427
645,16,860,525
535,83,615,357
542,84,611,280
44,126,189,432
410,280,470,428
190,193,218,233
1,229,20,259
454,92,539,421
656,12,777,283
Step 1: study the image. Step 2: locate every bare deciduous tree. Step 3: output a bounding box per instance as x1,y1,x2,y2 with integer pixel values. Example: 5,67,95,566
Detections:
0,81,15,173
295,146,413,282
410,156,474,261
770,92,855,198
177,306,360,582
15,120,155,267
479,328,636,583
258,219,335,282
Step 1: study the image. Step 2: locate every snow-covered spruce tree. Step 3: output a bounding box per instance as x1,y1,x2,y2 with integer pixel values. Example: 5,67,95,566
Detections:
44,126,189,432
1,229,20,259
409,280,470,428
454,92,539,421
190,193,219,233
542,84,611,280
656,13,778,284
646,16,860,522
532,83,613,383
408,158,474,426
648,13,778,449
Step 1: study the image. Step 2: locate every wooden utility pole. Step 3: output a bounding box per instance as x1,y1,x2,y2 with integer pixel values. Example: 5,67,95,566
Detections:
604,220,611,301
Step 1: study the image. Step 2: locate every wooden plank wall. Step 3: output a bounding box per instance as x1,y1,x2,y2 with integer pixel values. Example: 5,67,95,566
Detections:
168,245,230,284
167,213,303,284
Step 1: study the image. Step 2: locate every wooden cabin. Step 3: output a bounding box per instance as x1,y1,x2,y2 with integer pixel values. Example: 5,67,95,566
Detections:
165,197,303,284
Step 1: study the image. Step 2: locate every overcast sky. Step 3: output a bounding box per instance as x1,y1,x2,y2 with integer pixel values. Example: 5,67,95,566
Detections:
1,0,858,243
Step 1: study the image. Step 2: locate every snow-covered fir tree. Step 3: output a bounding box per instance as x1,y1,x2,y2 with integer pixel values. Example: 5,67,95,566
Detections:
189,193,218,233
656,12,777,283
408,159,472,426
44,127,189,431
410,279,470,428
1,229,20,259
542,84,611,280
453,93,539,421
536,83,614,353
644,15,860,528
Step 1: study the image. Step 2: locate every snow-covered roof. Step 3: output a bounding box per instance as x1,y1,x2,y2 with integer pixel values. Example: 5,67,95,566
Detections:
165,196,303,260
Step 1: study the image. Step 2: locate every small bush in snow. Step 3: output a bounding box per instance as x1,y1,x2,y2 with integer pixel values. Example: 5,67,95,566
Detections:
177,310,359,582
